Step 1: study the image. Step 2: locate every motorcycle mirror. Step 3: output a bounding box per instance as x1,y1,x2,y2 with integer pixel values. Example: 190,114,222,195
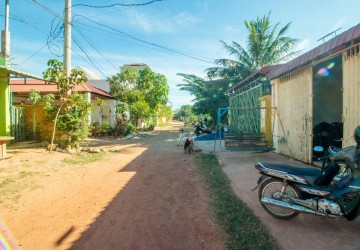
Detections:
314,146,324,152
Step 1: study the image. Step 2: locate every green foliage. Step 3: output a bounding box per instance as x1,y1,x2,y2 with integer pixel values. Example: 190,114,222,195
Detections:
62,152,106,165
195,153,278,250
42,59,90,149
55,93,92,148
108,67,169,126
126,122,136,135
157,105,173,125
177,76,229,121
29,90,42,104
43,59,88,96
206,13,298,81
174,104,198,125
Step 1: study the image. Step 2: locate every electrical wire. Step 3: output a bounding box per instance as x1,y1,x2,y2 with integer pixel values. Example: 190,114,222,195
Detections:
72,34,108,77
17,43,48,67
73,15,215,63
72,0,163,8
72,26,118,71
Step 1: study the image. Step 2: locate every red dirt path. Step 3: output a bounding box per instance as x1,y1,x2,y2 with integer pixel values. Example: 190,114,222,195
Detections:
1,127,224,250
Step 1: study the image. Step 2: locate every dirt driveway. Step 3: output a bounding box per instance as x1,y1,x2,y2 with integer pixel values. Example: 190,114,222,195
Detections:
218,149,360,250
0,127,224,250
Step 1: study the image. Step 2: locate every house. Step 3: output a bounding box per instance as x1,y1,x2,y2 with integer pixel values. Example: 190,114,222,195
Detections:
10,79,117,141
0,66,43,137
268,23,360,163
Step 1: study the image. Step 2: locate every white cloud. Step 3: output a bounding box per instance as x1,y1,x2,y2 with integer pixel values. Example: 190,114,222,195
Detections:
295,38,310,52
128,10,173,33
173,12,201,26
332,18,346,31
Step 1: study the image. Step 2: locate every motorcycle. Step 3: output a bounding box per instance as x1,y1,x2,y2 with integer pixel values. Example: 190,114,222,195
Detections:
194,125,212,136
252,126,360,221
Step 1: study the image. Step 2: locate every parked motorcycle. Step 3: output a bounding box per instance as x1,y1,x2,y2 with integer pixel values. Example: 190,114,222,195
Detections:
194,125,212,136
252,126,360,221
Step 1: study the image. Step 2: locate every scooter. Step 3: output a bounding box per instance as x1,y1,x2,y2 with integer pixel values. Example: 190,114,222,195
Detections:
194,125,212,136
252,126,360,221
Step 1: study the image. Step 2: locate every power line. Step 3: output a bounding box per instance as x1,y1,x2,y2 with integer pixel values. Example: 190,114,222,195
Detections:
72,34,108,77
72,26,118,71
73,15,215,63
72,0,163,8
17,43,48,66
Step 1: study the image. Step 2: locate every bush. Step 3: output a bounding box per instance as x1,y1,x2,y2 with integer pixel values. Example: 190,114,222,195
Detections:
126,122,136,135
148,124,155,131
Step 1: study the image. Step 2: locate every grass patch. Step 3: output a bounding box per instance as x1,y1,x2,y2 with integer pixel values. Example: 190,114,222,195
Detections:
0,171,40,204
62,151,106,165
19,171,37,179
194,153,278,250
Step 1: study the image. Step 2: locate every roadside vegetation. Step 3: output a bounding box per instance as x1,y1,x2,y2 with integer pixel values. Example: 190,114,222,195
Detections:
194,153,278,250
62,151,106,165
0,171,40,205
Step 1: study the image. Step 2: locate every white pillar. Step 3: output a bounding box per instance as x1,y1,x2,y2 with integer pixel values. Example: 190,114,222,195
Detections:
64,0,71,76
1,0,10,66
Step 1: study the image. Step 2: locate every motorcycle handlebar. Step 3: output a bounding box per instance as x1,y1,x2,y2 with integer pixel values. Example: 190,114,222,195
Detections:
317,156,330,161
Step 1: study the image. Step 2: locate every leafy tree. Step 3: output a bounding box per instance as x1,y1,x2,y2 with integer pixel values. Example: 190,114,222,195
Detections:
157,105,173,126
42,59,91,150
108,67,169,127
177,74,229,121
206,12,298,81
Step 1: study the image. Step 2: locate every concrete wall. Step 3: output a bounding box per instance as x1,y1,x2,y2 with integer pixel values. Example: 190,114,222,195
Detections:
91,98,117,127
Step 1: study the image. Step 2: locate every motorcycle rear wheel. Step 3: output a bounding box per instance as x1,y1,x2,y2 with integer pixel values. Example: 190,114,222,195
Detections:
259,178,302,219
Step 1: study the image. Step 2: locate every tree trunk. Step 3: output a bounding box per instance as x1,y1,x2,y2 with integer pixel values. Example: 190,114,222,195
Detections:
49,103,64,152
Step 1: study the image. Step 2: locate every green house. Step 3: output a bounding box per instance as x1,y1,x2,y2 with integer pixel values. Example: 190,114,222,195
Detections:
0,63,43,136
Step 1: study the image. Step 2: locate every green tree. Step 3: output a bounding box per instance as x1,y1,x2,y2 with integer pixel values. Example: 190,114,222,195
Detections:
176,74,229,121
174,104,196,125
42,59,91,150
157,105,173,126
108,67,169,127
206,13,298,81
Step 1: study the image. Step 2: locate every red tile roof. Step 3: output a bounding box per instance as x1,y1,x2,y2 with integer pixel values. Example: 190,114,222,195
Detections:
10,79,114,99
84,83,114,99
268,23,360,79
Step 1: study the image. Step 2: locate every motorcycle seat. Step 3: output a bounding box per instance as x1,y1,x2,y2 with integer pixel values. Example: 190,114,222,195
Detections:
259,162,322,177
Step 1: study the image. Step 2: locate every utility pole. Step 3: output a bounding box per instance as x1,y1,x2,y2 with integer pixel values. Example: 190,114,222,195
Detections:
1,0,10,66
64,0,71,76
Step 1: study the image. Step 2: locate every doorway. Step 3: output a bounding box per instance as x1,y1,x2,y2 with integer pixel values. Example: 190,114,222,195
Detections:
313,55,343,151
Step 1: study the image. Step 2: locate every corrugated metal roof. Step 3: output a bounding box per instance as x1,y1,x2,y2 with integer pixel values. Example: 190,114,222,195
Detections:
0,66,43,80
268,23,360,79
10,80,114,99
226,65,282,93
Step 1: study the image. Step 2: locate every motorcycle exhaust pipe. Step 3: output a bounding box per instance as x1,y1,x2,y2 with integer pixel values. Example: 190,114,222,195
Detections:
260,197,340,218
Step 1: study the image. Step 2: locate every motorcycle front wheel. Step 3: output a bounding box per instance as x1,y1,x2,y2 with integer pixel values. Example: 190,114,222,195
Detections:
258,177,302,219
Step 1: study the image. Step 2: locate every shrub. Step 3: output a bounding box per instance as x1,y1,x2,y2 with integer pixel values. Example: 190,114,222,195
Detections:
126,122,136,135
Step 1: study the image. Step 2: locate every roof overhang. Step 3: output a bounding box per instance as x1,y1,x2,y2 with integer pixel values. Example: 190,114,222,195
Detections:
0,66,44,80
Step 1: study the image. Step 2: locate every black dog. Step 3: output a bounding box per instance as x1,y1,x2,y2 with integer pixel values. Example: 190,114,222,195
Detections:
184,137,194,154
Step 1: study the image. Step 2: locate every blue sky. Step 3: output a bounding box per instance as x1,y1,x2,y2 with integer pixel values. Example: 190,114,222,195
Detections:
5,0,360,108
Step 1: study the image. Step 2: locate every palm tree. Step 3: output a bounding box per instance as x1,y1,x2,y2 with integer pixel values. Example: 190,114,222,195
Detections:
207,13,299,81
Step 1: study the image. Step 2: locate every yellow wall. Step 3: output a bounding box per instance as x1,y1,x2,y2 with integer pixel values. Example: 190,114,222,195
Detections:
343,43,360,147
258,95,272,146
271,66,313,163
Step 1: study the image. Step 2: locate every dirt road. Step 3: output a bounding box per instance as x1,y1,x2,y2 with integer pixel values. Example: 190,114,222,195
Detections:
1,127,224,250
